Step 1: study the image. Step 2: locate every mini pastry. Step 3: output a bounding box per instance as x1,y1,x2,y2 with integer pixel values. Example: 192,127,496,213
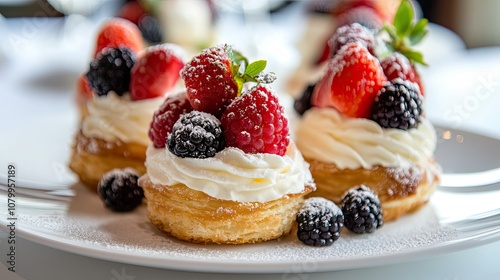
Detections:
70,18,185,190
139,44,315,244
294,1,440,221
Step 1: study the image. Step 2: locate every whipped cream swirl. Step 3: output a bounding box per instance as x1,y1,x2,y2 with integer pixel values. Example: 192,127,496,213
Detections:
145,142,314,203
295,108,437,169
81,92,163,146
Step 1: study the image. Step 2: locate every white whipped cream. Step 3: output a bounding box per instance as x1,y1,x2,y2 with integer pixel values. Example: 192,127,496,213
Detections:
295,108,436,169
81,92,163,146
145,142,314,203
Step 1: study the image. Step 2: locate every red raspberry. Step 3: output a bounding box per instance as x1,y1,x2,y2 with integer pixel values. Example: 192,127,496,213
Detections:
180,44,238,116
130,44,185,101
221,84,290,156
148,91,193,148
381,52,424,95
76,74,93,99
117,1,146,25
312,41,386,118
94,18,144,57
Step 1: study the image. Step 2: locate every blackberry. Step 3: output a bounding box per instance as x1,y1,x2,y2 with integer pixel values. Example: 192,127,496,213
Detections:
138,15,163,44
371,79,423,130
86,47,136,97
293,83,315,116
167,111,225,158
97,168,144,212
341,185,383,234
296,197,344,247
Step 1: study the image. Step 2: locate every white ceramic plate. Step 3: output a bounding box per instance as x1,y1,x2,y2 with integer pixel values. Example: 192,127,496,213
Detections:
2,122,500,273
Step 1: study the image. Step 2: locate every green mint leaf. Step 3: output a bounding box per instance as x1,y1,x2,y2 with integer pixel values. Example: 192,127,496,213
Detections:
245,60,267,77
409,18,428,45
394,0,413,37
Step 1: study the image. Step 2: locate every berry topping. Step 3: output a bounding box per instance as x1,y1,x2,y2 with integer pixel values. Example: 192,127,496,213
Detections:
97,168,144,212
138,15,163,44
371,79,423,130
312,41,387,118
381,52,424,95
149,91,193,148
86,47,136,97
296,197,344,247
93,18,144,57
76,74,93,99
167,111,225,158
180,44,275,116
341,185,383,234
294,83,315,116
328,23,376,59
117,1,146,25
180,44,238,116
130,44,185,101
221,84,289,156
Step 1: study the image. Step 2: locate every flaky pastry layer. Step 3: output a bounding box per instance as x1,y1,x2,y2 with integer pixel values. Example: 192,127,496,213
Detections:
305,157,440,221
69,131,146,191
139,175,315,244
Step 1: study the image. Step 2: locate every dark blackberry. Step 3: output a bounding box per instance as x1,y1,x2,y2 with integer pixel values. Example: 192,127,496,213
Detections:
294,83,315,116
97,168,144,212
370,79,423,130
341,185,383,234
138,15,163,44
296,197,344,247
167,111,225,158
86,47,136,97
328,23,376,58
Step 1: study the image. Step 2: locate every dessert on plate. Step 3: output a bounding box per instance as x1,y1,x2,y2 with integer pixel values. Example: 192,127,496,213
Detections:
70,18,186,190
294,0,440,221
138,44,315,244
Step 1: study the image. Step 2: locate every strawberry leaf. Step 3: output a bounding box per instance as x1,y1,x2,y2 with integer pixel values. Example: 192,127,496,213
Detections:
409,18,428,45
401,48,427,66
245,60,267,77
394,0,413,37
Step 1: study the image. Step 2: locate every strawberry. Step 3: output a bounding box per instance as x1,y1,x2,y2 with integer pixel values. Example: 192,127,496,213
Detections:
312,41,386,118
94,18,144,57
148,91,193,148
117,1,146,25
76,74,93,99
380,52,424,95
221,84,289,156
130,44,185,101
180,44,275,117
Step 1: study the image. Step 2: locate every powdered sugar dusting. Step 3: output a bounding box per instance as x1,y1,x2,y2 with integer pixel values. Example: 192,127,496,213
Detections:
13,184,460,272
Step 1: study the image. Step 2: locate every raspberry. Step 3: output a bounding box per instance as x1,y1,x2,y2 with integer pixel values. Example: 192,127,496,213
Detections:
97,168,144,212
167,111,225,158
180,44,238,116
221,84,290,156
93,18,144,57
296,197,344,247
130,44,185,101
381,52,424,95
148,91,193,148
312,41,387,118
341,185,383,234
371,79,423,130
86,47,136,97
117,1,145,25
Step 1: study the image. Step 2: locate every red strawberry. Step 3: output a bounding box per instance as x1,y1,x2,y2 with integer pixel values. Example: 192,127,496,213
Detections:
94,18,144,57
148,91,193,148
221,84,289,156
130,44,185,101
381,52,424,95
76,74,93,99
312,41,387,118
117,1,146,25
180,44,238,116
